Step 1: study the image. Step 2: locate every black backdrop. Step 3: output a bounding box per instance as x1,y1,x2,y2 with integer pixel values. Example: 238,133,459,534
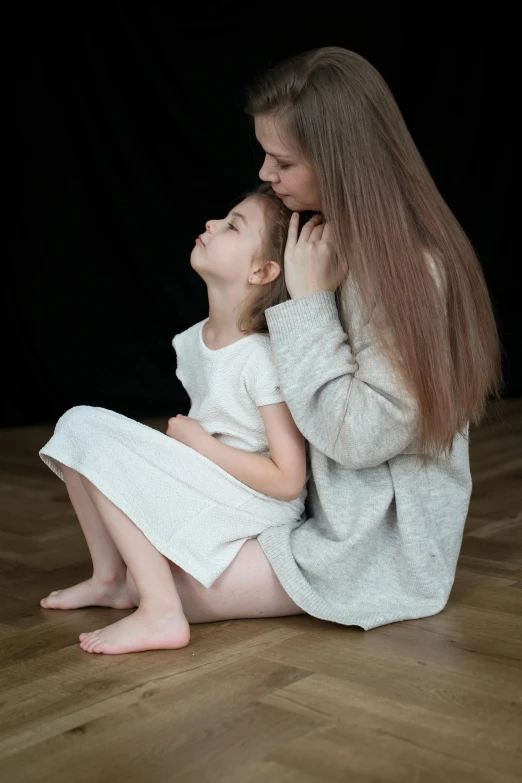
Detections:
8,9,515,428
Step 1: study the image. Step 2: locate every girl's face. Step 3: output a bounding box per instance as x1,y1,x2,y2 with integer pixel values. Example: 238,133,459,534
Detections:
255,115,322,212
191,196,276,287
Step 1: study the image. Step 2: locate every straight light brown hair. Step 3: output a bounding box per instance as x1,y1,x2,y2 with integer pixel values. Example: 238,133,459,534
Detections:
245,46,502,463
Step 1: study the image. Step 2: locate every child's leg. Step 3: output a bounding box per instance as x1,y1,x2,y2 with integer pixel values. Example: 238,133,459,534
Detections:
78,476,190,654
167,539,305,623
40,464,135,610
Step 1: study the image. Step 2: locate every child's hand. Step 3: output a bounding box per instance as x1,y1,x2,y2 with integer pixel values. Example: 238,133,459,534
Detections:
166,414,210,451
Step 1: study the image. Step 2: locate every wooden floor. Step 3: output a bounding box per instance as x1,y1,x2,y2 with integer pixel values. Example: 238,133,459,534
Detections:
1,400,521,782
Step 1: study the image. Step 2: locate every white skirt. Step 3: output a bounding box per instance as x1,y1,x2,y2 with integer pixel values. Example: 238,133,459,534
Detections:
39,406,305,587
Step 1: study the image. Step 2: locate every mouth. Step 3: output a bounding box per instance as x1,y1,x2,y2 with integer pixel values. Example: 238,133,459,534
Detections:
196,235,205,246
274,192,289,199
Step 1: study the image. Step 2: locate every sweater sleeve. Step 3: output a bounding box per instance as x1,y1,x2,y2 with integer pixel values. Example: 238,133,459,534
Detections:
264,290,419,469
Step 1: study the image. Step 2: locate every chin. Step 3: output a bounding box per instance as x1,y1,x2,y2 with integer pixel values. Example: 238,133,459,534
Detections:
284,196,320,212
281,195,300,211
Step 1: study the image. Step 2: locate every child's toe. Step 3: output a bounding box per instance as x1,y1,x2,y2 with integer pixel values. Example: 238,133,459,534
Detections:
86,634,101,650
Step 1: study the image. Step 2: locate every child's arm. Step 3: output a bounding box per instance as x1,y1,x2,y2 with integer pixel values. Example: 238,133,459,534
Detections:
196,402,307,501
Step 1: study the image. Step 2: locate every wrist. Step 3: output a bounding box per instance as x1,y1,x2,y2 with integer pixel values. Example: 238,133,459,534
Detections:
196,431,215,456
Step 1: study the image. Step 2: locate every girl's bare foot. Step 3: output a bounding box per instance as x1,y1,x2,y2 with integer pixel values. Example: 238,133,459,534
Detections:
40,577,135,610
79,606,190,654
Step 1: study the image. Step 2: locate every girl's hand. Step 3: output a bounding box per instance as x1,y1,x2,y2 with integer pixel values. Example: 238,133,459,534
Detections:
284,213,341,299
166,415,210,451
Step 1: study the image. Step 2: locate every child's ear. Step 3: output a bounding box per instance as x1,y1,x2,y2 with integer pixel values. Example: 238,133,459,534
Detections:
249,260,281,286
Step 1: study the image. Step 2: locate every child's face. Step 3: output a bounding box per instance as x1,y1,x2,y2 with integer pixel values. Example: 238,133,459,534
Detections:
191,197,273,287
255,115,322,213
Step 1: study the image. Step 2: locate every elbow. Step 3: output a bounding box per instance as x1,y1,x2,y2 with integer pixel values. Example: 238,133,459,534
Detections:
277,475,307,502
332,433,417,470
332,449,387,470
278,488,304,502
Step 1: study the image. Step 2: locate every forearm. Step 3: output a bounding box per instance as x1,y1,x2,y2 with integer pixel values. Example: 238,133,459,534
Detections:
266,291,418,468
197,434,292,501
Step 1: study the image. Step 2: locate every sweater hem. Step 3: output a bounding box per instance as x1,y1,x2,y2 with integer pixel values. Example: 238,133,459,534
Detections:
257,526,450,631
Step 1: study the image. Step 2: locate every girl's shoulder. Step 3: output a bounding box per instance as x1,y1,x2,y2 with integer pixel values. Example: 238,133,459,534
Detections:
242,335,284,407
242,334,279,379
246,332,275,357
172,318,207,352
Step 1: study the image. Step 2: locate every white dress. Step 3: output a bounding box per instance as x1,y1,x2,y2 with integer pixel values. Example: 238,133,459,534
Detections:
39,319,308,587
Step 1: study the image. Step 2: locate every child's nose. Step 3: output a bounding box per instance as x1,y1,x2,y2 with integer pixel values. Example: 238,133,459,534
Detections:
206,220,216,234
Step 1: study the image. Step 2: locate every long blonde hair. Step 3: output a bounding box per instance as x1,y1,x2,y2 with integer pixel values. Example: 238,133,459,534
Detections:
246,46,502,462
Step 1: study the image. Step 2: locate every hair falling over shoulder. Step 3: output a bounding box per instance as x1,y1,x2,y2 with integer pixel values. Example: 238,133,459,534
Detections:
245,46,503,463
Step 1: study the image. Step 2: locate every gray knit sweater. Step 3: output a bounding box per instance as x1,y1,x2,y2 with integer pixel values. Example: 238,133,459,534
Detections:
257,287,472,630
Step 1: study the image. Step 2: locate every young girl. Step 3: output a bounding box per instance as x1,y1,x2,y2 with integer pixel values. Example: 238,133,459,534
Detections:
39,184,309,654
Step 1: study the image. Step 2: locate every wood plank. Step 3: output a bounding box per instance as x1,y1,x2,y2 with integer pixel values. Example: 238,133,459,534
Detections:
267,722,519,783
1,658,319,782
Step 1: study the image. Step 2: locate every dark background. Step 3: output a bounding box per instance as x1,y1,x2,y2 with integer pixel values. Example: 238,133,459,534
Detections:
8,8,515,428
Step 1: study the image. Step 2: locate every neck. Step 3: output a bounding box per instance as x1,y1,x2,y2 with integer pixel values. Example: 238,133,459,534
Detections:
204,284,253,347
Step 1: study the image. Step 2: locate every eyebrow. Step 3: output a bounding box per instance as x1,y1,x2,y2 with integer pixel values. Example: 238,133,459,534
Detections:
230,211,249,226
263,150,292,160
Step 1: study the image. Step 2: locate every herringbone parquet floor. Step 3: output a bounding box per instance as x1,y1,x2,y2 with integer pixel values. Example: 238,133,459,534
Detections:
0,400,521,782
